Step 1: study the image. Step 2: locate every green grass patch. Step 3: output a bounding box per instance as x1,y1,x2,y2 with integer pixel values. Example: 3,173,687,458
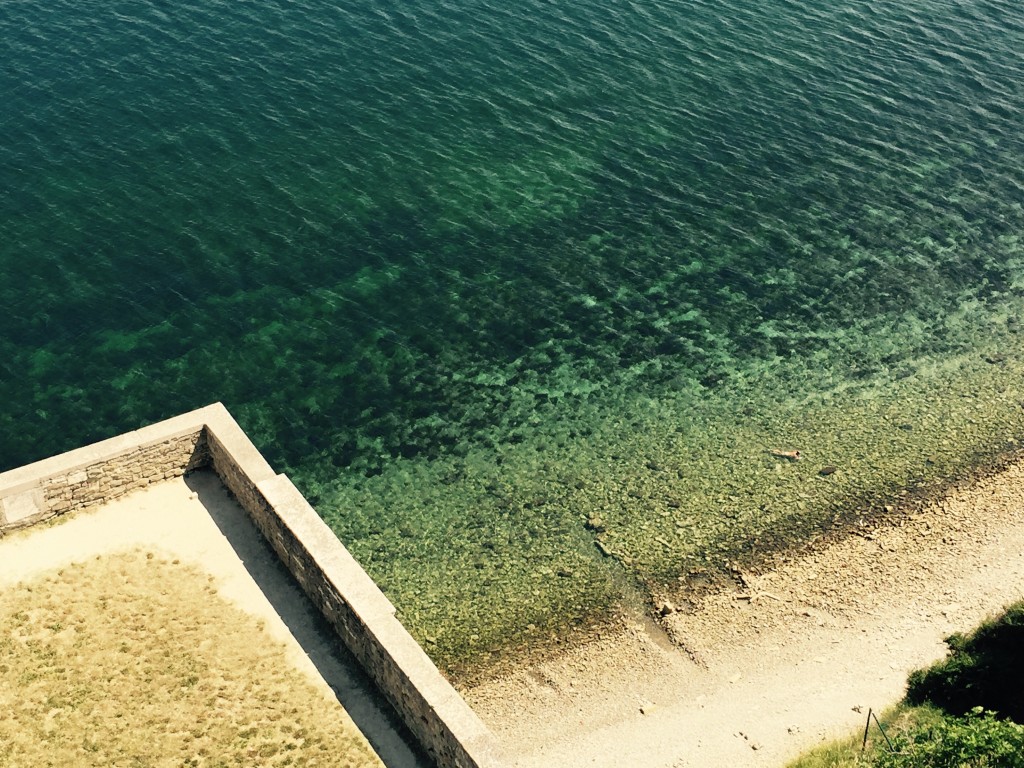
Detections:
907,601,1024,723
788,705,1024,768
789,602,1024,768
875,708,1024,768
787,706,945,768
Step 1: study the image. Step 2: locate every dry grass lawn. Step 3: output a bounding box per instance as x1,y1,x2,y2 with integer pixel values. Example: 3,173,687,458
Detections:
0,549,383,767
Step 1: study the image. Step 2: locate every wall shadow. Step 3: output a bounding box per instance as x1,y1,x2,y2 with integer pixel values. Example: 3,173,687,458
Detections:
185,470,433,768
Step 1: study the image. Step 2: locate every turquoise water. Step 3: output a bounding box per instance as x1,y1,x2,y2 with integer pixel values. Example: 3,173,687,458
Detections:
4,0,1024,667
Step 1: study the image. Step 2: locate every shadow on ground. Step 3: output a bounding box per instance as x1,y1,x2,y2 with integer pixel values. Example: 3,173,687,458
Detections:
187,470,433,768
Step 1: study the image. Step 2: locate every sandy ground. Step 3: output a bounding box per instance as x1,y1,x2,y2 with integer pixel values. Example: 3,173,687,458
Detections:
466,457,1024,768
0,472,429,768
9,461,1024,768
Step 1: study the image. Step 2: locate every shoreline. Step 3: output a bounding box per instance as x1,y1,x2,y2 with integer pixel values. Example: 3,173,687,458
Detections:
464,448,1024,765
436,333,1024,682
449,441,1024,688
462,449,1024,766
460,444,1024,684
320,312,1024,674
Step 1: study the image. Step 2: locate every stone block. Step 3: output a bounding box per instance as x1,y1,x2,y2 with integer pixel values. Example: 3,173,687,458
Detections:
0,488,45,526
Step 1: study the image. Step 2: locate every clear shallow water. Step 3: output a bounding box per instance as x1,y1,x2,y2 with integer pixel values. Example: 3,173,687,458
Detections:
3,0,1024,667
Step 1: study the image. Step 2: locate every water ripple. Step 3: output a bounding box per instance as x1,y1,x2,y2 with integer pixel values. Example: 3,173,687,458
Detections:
1,0,1023,476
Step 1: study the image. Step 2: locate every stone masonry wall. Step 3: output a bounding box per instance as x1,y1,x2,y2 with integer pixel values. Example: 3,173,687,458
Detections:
43,431,208,516
206,427,504,768
0,426,208,534
0,404,504,768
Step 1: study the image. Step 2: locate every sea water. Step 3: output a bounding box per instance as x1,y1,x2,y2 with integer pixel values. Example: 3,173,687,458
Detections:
3,0,1023,669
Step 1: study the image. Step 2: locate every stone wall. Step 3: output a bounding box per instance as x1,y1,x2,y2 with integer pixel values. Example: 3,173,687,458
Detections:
42,432,208,517
205,421,504,768
0,414,209,534
0,404,504,768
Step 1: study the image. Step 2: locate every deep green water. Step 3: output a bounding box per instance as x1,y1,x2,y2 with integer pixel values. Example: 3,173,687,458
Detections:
3,0,1024,669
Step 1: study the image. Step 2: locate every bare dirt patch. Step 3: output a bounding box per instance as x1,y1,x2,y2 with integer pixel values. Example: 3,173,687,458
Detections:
464,456,1024,767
